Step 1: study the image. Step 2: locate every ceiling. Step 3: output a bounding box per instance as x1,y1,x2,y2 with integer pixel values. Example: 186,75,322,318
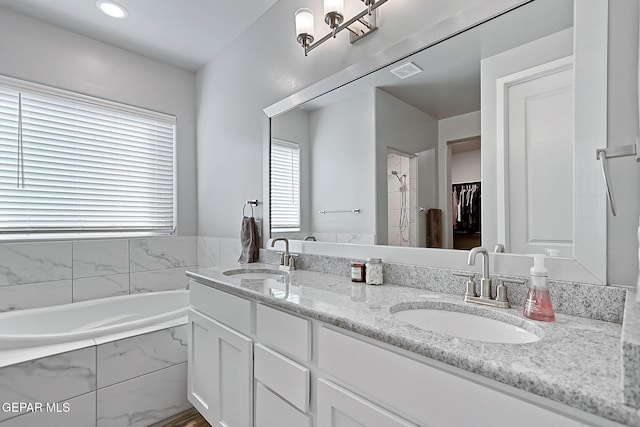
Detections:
0,0,279,71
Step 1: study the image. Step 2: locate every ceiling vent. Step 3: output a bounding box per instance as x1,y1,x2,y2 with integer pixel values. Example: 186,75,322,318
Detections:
390,62,423,80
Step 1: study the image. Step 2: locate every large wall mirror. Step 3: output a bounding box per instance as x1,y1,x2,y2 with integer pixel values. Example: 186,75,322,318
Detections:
265,0,608,284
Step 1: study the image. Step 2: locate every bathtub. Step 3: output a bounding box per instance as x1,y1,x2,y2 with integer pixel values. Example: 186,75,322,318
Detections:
0,290,188,352
0,290,191,425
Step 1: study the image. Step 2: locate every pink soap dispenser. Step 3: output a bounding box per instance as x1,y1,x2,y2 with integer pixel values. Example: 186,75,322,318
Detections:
523,254,555,322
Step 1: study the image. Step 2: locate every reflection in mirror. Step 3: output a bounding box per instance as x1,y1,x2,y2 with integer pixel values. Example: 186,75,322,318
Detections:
270,0,576,257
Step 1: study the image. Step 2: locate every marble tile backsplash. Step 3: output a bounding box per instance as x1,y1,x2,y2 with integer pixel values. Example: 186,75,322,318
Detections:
0,236,198,313
259,249,627,323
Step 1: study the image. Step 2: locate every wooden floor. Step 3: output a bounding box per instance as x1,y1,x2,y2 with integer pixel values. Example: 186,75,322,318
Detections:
152,408,211,427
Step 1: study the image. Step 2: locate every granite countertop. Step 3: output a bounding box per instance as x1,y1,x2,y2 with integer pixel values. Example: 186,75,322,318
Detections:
186,263,639,426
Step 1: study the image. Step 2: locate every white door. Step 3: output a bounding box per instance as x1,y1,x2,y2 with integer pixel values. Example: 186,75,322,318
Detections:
187,309,253,427
316,378,416,427
497,57,574,256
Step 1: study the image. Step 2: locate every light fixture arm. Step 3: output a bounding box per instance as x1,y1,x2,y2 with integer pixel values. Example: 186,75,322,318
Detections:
302,0,388,55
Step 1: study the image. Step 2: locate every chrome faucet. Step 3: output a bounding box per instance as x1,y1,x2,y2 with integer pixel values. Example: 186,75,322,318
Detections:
465,247,510,308
271,237,296,271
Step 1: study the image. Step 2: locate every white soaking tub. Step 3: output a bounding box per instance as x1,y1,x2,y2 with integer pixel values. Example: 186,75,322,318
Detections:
0,290,188,352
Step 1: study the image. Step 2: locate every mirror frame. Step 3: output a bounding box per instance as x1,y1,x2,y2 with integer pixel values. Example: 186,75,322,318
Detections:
262,0,609,285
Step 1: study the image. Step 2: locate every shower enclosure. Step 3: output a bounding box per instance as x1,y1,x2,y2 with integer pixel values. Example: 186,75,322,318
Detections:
387,150,417,247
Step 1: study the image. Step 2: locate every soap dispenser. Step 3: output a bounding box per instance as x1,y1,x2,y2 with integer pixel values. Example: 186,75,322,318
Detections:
523,254,555,322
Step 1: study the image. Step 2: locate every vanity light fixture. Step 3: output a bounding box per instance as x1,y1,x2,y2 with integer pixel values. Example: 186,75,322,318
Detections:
295,0,389,56
96,0,128,19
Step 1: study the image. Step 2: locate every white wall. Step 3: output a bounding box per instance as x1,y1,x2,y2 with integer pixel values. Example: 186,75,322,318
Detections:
437,111,481,248
607,0,640,286
374,89,438,245
0,7,197,236
309,91,375,235
452,149,481,184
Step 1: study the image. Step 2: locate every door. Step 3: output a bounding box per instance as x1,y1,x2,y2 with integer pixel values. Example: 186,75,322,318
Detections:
497,57,574,256
316,378,416,427
187,309,253,427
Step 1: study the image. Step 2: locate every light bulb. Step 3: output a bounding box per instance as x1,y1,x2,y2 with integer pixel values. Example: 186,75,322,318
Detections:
295,8,314,38
324,0,344,16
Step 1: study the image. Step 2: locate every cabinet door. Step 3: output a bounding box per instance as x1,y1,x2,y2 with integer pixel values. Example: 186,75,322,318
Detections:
317,379,416,427
187,309,253,427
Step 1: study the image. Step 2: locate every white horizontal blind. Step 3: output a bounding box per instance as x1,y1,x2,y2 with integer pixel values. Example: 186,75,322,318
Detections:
0,77,176,237
271,139,300,230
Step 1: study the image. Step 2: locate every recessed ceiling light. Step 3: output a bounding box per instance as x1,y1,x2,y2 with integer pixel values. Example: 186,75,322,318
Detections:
390,62,423,80
96,0,128,19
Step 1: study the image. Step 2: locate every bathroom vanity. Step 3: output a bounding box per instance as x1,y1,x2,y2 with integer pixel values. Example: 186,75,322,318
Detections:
185,265,634,427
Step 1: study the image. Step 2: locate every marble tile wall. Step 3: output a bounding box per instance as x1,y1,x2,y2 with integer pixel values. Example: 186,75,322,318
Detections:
0,236,197,313
0,325,188,427
259,249,628,323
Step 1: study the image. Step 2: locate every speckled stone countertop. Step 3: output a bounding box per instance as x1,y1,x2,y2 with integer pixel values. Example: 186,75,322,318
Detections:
186,264,639,426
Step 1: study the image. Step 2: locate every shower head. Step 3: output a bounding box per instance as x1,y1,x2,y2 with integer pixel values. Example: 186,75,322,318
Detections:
391,170,406,181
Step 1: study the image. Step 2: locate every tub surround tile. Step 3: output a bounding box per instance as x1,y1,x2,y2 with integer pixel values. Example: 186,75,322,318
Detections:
96,362,190,427
0,280,72,313
0,242,72,286
0,392,96,427
622,290,640,408
72,274,129,302
0,347,96,422
130,237,196,272
130,267,193,293
196,236,219,268
97,325,188,388
73,240,129,279
219,237,242,266
187,265,637,426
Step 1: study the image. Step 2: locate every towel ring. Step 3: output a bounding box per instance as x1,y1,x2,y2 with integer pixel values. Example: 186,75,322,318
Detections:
243,200,258,217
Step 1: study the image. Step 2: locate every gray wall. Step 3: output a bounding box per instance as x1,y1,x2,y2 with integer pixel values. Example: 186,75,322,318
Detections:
0,7,197,236
309,91,376,235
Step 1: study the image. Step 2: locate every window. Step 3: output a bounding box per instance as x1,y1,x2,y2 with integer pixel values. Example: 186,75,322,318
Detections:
0,76,176,239
270,139,300,231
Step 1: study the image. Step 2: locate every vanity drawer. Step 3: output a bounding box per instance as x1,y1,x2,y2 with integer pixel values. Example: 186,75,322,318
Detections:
189,281,251,335
256,304,311,361
318,326,587,427
256,383,312,427
254,343,310,413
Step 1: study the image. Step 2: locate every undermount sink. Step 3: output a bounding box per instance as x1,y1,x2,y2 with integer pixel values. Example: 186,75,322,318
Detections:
222,268,286,280
392,306,541,344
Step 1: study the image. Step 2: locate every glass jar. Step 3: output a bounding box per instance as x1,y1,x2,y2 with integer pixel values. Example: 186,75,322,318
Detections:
365,258,383,285
350,260,366,282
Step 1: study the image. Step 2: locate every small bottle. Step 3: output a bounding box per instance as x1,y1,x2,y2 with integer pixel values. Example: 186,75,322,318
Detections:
523,254,555,322
365,258,383,285
350,260,366,282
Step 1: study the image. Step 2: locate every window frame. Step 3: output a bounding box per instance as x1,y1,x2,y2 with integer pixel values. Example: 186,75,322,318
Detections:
0,74,177,242
270,138,301,232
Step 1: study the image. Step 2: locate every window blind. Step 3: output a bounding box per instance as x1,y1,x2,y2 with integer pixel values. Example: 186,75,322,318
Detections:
270,139,300,230
0,77,176,237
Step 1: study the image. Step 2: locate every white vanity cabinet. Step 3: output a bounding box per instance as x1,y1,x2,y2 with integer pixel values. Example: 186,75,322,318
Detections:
188,281,618,427
187,283,254,427
317,378,417,427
